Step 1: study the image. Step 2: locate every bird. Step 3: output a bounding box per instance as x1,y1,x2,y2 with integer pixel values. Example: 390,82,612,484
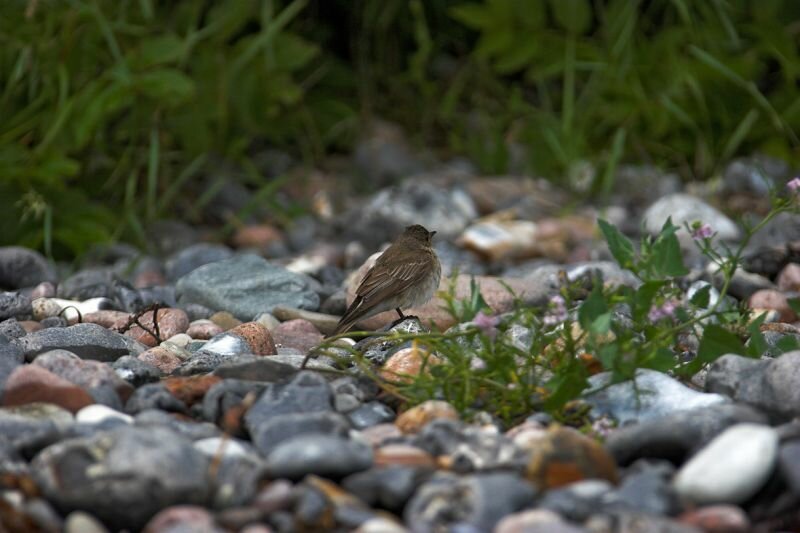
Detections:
333,224,441,335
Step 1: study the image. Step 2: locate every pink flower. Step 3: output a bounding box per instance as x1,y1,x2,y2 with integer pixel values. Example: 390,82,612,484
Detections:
691,223,713,240
543,294,568,326
787,177,800,193
648,299,680,322
473,311,500,339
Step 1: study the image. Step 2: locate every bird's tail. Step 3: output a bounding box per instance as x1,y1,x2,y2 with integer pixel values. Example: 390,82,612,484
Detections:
332,297,366,336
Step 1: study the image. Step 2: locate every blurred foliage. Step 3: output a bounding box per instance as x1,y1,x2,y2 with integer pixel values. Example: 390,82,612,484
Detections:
2,0,800,258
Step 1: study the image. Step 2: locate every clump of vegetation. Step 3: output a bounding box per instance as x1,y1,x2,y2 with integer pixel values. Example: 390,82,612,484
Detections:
346,183,800,425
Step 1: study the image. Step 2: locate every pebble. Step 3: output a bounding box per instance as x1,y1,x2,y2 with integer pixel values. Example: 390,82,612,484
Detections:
271,305,341,336
380,346,441,383
164,243,234,282
525,426,618,489
185,319,224,339
0,246,55,289
673,423,778,504
0,291,32,321
396,400,459,434
121,307,189,347
15,323,147,362
2,364,94,413
678,505,751,533
265,434,373,480
175,254,320,320
585,369,729,424
642,194,741,241
748,289,798,322
705,351,800,420
138,346,184,375
272,318,324,354
31,426,210,530
76,404,133,425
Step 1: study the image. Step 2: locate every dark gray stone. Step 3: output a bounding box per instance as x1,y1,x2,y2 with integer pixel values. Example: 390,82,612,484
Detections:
706,351,800,420
606,403,768,465
0,247,55,290
250,411,351,455
125,383,187,414
134,409,219,440
14,323,146,363
404,472,536,532
176,254,319,320
58,268,115,300
208,453,267,509
39,316,67,328
610,460,680,516
31,426,210,530
213,354,299,382
112,355,162,387
165,243,234,282
347,401,396,429
265,434,373,480
778,440,800,497
244,371,333,436
343,466,432,513
201,379,266,426
0,318,27,339
0,292,32,320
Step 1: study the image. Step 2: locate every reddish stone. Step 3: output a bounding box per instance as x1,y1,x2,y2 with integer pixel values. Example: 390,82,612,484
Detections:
360,423,403,447
396,400,459,434
679,504,750,533
138,346,182,375
134,270,167,289
18,321,43,333
228,322,276,356
777,263,800,292
33,350,134,403
163,375,222,406
380,347,441,384
186,320,224,340
231,224,285,250
83,310,129,329
272,319,324,354
2,365,93,413
142,505,217,533
525,425,618,489
124,308,190,347
748,289,797,323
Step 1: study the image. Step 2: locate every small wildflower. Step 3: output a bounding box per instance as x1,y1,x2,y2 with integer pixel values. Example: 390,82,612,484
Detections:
648,299,680,322
473,310,500,339
788,177,800,193
691,222,713,240
470,357,487,371
591,416,616,439
543,294,568,326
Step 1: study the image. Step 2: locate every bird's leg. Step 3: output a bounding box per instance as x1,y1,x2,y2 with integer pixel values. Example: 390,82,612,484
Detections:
395,308,405,319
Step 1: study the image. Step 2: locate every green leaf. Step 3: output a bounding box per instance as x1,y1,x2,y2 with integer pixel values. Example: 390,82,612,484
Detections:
597,343,618,370
578,284,607,330
691,324,746,373
544,367,588,410
643,347,677,372
449,3,491,30
589,312,612,335
776,335,800,353
633,281,665,321
130,34,186,69
788,298,800,316
648,217,689,278
135,69,195,107
598,218,635,269
690,284,712,308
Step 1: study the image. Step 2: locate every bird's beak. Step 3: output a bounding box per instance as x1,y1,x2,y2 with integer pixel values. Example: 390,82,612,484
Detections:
430,231,437,237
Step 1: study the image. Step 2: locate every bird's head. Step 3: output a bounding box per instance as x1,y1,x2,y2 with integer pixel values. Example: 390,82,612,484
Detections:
403,224,436,244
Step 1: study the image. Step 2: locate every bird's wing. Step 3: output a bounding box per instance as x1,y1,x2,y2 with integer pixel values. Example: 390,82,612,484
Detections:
356,255,434,302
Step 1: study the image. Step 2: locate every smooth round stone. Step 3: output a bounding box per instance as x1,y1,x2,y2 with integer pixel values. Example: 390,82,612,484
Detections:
679,504,750,533
396,401,459,434
186,319,224,340
253,312,280,331
138,346,183,375
142,505,223,533
354,517,409,533
374,444,435,468
2,365,94,414
0,246,55,289
526,426,618,489
673,423,778,504
164,333,192,349
76,404,133,425
64,511,109,533
495,509,585,533
348,401,396,429
193,437,250,458
265,434,373,479
271,319,324,355
642,193,740,240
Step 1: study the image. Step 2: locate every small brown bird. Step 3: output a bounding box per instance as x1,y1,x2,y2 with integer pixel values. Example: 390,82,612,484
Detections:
334,224,441,335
